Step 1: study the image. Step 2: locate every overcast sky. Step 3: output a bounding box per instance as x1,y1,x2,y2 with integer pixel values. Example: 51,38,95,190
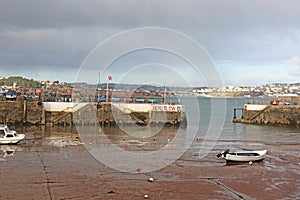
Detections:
1,0,300,87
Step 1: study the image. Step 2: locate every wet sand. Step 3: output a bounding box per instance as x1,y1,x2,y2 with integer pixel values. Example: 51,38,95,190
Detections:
0,130,299,200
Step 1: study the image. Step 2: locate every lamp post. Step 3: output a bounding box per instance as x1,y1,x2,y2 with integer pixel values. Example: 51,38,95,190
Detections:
97,73,100,102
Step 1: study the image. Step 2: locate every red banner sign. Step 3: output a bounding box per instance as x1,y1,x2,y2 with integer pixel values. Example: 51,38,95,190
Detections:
151,105,183,112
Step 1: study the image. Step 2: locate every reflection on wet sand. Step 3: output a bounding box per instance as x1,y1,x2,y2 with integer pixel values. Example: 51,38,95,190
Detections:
102,126,181,151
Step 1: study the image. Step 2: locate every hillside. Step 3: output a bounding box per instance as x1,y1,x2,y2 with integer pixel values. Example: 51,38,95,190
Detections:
0,76,41,88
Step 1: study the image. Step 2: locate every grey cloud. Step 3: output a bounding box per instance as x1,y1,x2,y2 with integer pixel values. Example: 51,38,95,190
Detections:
1,0,300,30
1,0,300,84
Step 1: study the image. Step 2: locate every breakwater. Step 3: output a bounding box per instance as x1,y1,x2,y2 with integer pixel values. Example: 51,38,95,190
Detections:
0,100,186,126
233,104,300,126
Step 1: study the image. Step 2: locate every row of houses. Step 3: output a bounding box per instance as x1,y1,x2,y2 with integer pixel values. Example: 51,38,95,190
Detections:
0,81,73,102
191,83,300,98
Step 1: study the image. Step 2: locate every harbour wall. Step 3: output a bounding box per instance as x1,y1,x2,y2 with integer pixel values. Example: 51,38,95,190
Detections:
0,100,185,126
0,99,44,124
233,104,300,126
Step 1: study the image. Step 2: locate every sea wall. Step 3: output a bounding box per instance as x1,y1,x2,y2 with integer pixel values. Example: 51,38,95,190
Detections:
73,103,185,126
0,99,44,124
0,100,185,126
234,104,300,126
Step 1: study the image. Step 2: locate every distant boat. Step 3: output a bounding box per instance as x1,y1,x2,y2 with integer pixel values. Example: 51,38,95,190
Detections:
0,124,25,144
217,149,267,162
5,90,17,100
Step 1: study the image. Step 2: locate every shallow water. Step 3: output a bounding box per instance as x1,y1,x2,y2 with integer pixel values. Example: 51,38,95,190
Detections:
3,98,300,169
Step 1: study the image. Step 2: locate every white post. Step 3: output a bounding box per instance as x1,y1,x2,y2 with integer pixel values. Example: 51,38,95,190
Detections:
164,85,166,104
106,80,109,102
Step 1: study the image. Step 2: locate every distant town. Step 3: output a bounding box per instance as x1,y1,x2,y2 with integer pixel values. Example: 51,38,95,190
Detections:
0,76,299,102
190,83,300,98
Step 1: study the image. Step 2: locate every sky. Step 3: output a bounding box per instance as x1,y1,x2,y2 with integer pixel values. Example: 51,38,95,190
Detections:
0,0,300,87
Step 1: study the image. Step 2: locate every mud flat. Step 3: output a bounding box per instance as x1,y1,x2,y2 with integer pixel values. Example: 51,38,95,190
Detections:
0,129,299,199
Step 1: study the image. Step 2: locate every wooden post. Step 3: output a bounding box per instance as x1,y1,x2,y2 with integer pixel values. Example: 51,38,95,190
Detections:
23,100,27,124
241,108,244,119
233,108,237,119
41,109,46,125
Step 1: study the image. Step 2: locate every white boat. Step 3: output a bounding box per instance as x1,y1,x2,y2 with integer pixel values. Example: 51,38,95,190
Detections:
0,124,25,144
217,149,267,162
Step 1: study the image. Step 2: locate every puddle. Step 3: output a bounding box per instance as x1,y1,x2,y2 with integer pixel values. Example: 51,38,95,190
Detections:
0,145,18,158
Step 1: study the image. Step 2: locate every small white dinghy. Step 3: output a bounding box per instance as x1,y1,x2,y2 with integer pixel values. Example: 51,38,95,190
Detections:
0,124,25,144
217,149,267,162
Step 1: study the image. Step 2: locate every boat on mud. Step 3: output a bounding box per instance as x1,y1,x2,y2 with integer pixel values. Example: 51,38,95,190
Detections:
0,124,25,144
217,149,267,162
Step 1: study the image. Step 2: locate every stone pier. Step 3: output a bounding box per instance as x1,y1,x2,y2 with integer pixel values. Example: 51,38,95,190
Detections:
0,100,186,126
233,104,300,126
